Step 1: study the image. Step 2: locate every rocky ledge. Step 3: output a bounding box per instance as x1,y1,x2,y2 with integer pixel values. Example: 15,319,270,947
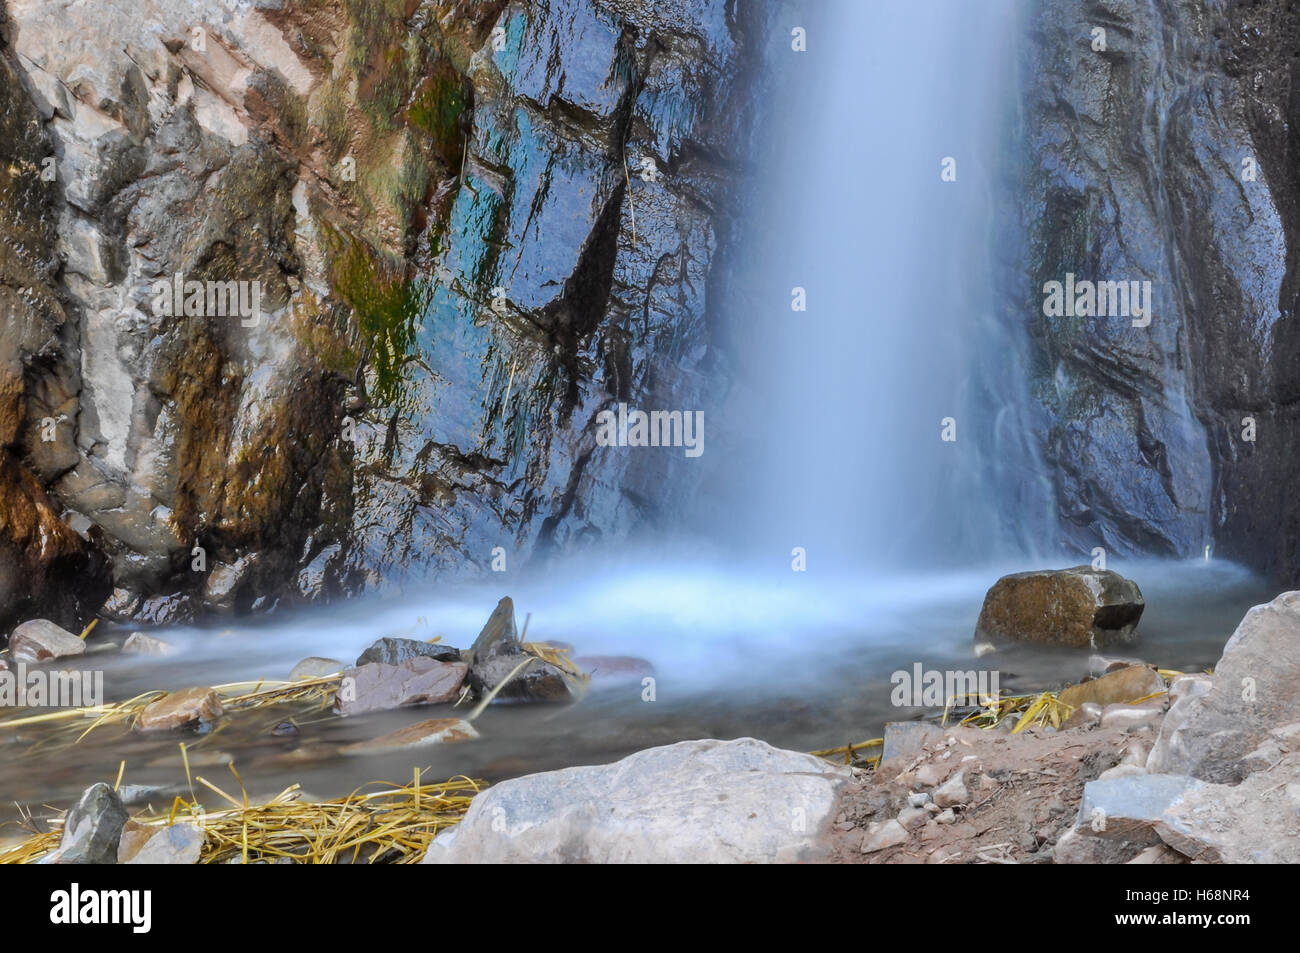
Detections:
0,0,765,632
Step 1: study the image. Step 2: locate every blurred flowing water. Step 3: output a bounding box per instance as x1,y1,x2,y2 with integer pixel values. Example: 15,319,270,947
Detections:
0,555,1272,822
727,0,1055,565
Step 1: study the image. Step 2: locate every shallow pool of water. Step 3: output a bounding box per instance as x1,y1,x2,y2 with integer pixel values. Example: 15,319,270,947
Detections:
0,556,1274,827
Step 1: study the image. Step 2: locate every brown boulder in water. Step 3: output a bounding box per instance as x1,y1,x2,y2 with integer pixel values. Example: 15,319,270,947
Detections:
138,687,224,731
974,567,1144,649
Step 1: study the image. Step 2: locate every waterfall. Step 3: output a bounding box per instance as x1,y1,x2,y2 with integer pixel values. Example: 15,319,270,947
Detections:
721,0,1055,570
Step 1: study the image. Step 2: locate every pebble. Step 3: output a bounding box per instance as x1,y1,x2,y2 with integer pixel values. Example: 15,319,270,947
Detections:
1099,704,1164,732
897,807,930,831
915,763,948,788
861,819,909,853
933,770,969,808
1167,673,1212,705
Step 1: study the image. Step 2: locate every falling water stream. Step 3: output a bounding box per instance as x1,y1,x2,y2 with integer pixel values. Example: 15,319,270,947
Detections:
0,1,1274,825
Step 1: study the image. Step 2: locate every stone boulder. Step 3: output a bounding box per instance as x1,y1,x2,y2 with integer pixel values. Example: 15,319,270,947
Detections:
974,567,1144,648
138,687,224,731
334,658,468,716
355,637,462,667
48,783,127,865
119,821,203,864
465,598,572,703
8,619,86,663
1147,590,1300,782
421,738,854,863
1066,760,1300,863
1058,664,1165,709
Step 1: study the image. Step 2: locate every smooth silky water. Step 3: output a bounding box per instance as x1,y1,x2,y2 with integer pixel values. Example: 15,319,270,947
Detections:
0,556,1272,820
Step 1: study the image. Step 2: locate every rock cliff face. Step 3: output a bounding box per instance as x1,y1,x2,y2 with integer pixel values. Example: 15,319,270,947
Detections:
0,0,760,629
1009,0,1300,579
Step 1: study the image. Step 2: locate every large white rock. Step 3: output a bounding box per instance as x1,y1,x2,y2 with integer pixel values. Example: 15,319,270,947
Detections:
421,738,854,864
1067,759,1300,863
1148,590,1300,781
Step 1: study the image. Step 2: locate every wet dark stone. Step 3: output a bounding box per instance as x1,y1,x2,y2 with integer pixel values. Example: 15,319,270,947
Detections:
466,597,572,703
355,637,463,667
53,783,128,865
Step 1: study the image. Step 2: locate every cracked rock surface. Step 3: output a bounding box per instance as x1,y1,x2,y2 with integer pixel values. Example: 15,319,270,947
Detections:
0,0,765,628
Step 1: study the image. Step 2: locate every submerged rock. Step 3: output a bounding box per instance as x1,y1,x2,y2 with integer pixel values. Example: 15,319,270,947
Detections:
7,619,86,663
974,567,1144,649
571,655,654,684
421,738,853,864
466,598,571,703
341,717,479,755
334,658,468,716
355,637,462,667
138,687,224,731
121,631,174,656
289,656,343,680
